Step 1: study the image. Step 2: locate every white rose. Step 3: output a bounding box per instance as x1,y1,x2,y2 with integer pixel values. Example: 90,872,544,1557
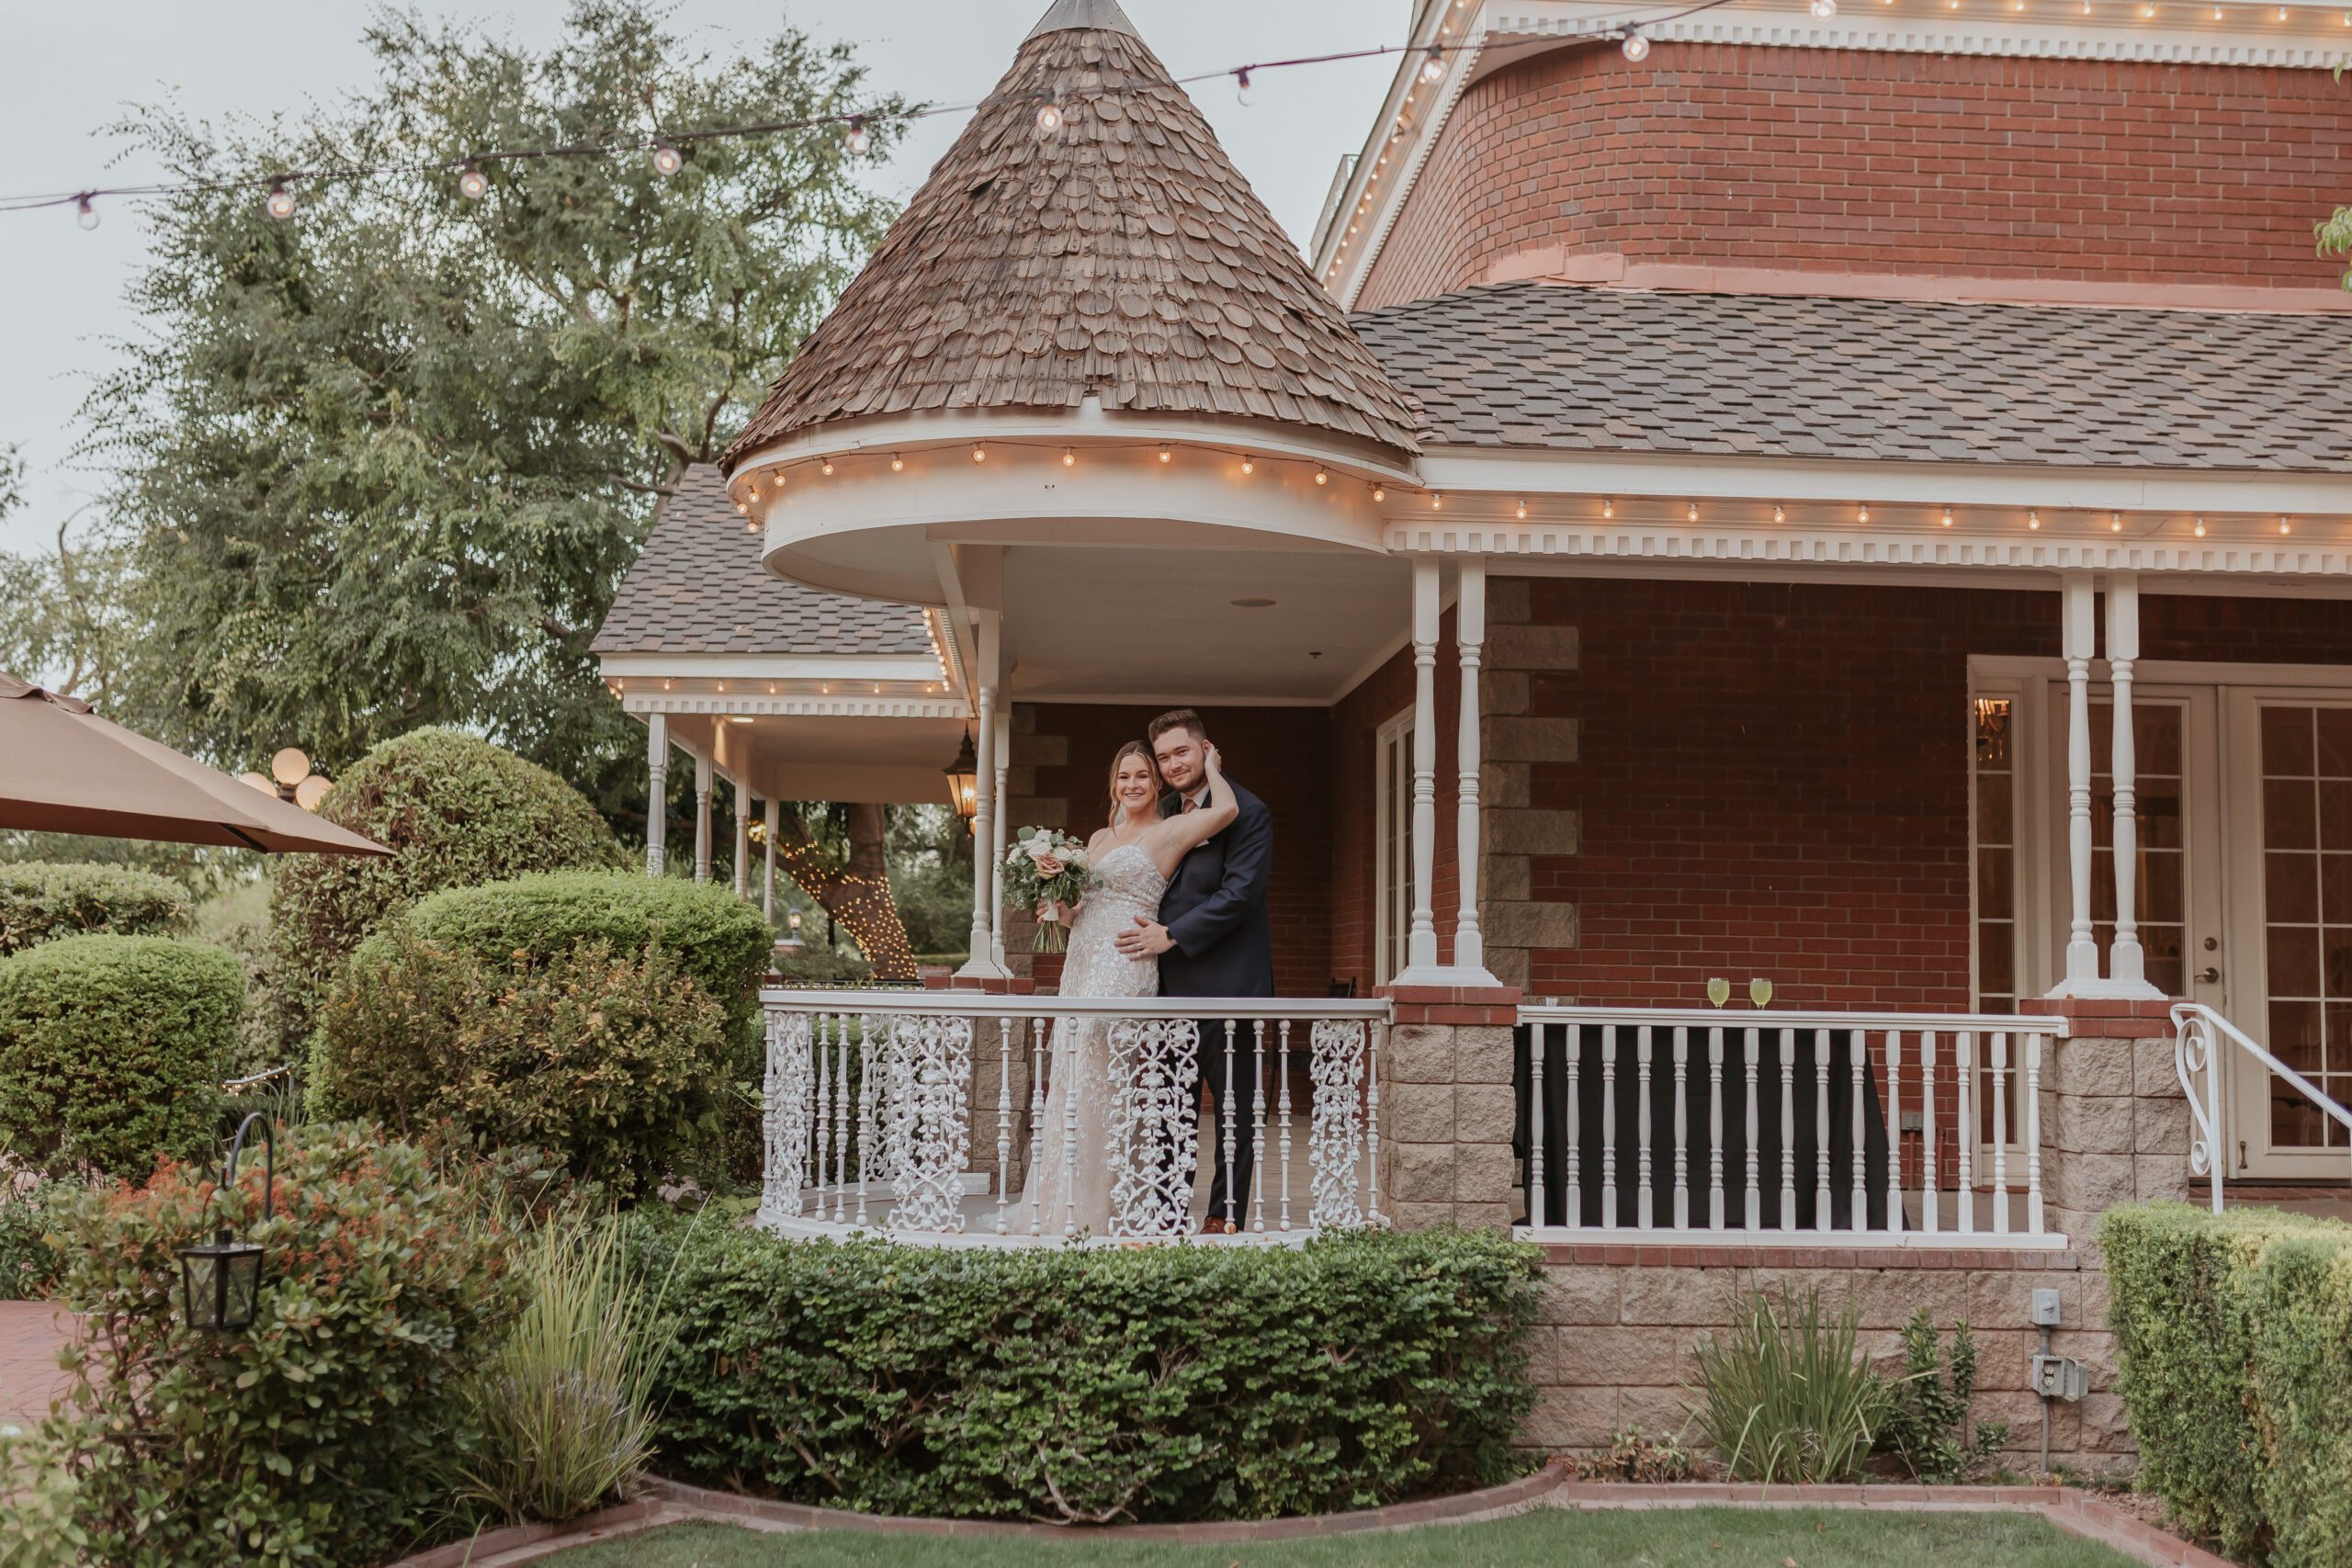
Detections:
1024,840,1053,863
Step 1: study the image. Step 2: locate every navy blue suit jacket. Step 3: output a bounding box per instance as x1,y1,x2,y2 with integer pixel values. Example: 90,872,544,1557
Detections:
1155,780,1275,998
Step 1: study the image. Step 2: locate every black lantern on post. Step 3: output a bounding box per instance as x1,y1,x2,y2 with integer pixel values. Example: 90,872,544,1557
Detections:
176,1112,275,1334
944,728,979,835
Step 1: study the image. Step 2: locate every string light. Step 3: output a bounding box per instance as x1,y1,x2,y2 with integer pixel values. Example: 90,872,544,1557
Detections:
971,443,986,463
1622,30,1651,60
264,180,296,220
1062,446,1075,466
1420,45,1446,83
1942,507,1955,526
1811,0,1838,15
457,162,489,200
820,457,834,475
1772,503,1786,524
1516,499,1528,518
843,117,871,156
2194,517,2208,536
1315,466,1329,486
650,140,684,176
1158,443,1171,464
2111,513,2124,532
1857,503,1870,524
1240,454,1254,474
2281,515,2294,535
1035,102,1064,134
1372,483,1386,502
1432,492,1443,509
1234,66,1254,104
890,453,904,472
2029,510,2042,530
1602,499,1614,518
74,194,96,230
1687,501,1699,522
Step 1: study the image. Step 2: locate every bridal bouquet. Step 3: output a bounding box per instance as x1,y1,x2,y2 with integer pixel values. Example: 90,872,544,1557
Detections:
1001,826,1093,953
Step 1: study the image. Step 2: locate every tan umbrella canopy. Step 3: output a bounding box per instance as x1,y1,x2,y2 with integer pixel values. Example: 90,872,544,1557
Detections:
0,673,390,856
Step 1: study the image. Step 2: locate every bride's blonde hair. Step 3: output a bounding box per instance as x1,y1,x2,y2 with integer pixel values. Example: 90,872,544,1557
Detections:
1105,740,1160,827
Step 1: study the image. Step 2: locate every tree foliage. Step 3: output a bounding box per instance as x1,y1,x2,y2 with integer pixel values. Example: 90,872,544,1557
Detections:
80,2,904,813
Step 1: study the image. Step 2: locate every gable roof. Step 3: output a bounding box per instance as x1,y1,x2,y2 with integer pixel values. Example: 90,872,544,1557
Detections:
592,466,935,659
1352,281,2352,473
721,0,1423,469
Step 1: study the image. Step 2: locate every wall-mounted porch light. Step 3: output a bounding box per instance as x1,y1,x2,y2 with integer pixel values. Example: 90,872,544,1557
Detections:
944,728,979,833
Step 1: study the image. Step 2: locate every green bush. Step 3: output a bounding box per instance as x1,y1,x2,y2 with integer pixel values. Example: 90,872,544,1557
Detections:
310,930,734,1199
1875,1310,2007,1483
627,1222,1540,1523
2104,1201,2352,1566
0,935,242,1179
0,1177,67,1300
0,1122,523,1567
0,861,190,954
267,728,628,1043
1688,1283,1885,1483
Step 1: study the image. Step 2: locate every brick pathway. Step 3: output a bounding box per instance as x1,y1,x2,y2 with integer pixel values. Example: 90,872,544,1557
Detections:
0,1300,74,1430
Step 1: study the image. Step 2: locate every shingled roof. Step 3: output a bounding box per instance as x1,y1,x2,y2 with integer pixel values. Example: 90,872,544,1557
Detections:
1352,281,2352,473
593,466,936,659
721,0,1423,468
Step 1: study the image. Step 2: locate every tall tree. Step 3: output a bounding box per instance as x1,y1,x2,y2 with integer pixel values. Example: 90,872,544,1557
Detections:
83,2,905,822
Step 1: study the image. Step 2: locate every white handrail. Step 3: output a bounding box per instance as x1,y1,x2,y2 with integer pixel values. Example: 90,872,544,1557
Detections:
1521,1002,2065,1035
759,987,1390,1022
2172,1000,2352,1213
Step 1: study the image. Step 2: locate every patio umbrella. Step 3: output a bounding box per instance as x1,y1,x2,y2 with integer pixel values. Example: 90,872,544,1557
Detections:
0,673,390,856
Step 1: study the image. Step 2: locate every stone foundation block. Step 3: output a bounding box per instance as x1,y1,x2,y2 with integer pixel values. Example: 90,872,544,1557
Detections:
1483,759,1532,809
1538,1266,1623,1326
1487,852,1531,901
1484,671,1530,717
1456,1025,1517,1085
1483,716,1579,763
1392,1142,1454,1204
1487,576,1532,625
2047,1038,2135,1099
1486,623,1579,671
1389,1081,1454,1144
1484,900,1579,949
1487,947,1531,989
1455,1141,1517,1205
1387,1023,1455,1084
1456,1082,1519,1145
1487,807,1580,855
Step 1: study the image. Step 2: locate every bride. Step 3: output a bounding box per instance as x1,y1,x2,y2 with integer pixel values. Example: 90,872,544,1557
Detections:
1020,738,1237,1236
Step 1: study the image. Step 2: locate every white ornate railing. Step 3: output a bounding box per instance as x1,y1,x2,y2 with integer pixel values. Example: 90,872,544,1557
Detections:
1518,1005,2064,1247
757,989,1388,1247
2173,1001,2352,1212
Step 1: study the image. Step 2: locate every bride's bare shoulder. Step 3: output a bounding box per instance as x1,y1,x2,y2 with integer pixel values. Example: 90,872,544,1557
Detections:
1084,827,1116,853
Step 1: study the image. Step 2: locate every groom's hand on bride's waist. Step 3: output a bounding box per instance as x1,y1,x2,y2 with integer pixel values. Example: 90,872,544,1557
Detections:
1114,915,1173,958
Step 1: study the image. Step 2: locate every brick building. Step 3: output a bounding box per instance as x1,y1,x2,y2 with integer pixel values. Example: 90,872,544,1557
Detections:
596,0,2352,1464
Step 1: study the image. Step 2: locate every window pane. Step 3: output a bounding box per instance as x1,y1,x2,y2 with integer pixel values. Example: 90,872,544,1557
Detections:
2272,925,2323,998
2324,854,2352,926
1978,924,2015,995
2327,929,2352,1000
2266,705,2316,777
2270,852,2321,924
1976,771,2012,847
2318,708,2352,777
2267,779,2318,851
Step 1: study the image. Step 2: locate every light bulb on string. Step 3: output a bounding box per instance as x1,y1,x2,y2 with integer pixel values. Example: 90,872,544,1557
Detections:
2029,510,2042,530
74,194,97,231
458,162,489,200
1062,446,1075,467
1421,46,1446,83
1158,444,1172,464
1315,466,1329,486
1772,503,1786,524
1857,503,1871,524
1035,102,1064,134
971,443,986,463
2194,517,2208,537
1811,0,1838,17
1372,483,1386,502
650,140,684,176
1516,499,1528,519
1622,29,1651,60
1602,499,1614,518
1687,501,1699,522
2280,516,2293,536
264,180,297,220
2111,513,2124,533
1942,507,1955,527
1431,493,1444,510
890,453,904,472
820,458,834,476
1234,66,1255,106
1240,454,1254,475
844,118,871,156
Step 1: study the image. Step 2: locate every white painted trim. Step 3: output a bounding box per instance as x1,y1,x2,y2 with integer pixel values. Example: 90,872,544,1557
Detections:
1375,705,1418,987
618,692,966,720
600,652,943,682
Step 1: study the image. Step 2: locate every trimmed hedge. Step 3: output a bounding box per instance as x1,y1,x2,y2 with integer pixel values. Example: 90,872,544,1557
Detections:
309,931,734,1199
1,1122,521,1567
0,862,190,955
268,728,628,1042
0,935,242,1179
2104,1201,2352,1566
628,1222,1541,1523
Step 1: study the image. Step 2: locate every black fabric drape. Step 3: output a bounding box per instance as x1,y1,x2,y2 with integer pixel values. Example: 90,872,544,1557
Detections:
1511,1023,1899,1232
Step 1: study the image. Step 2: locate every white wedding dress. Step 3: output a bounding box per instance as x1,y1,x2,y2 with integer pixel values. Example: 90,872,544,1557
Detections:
1021,840,1166,1237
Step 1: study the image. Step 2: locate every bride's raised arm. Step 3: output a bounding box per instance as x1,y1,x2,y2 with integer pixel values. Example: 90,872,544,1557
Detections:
1148,743,1238,866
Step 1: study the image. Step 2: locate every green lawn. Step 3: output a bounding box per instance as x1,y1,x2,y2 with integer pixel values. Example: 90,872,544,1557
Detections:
546,1506,2138,1566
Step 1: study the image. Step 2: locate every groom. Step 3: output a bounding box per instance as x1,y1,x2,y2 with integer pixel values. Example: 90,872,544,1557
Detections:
1114,708,1275,1232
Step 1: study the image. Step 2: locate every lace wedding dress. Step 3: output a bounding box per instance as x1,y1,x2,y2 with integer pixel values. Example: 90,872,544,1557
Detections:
1021,840,1166,1237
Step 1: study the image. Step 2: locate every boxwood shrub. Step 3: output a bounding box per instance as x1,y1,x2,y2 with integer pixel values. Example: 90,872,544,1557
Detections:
267,728,628,1043
0,861,190,955
2104,1201,2352,1567
0,935,241,1179
628,1221,1541,1522
0,1122,521,1567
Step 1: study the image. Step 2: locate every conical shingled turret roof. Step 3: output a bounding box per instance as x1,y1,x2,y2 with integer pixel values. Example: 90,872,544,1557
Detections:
721,0,1422,469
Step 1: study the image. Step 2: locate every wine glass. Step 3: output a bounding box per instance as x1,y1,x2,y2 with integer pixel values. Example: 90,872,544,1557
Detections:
1749,977,1774,1009
1706,977,1730,1009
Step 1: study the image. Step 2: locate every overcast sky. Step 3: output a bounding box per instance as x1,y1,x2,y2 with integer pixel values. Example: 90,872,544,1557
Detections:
0,0,1404,556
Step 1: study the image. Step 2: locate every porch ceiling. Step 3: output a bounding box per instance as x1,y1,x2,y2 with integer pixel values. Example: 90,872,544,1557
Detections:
1001,544,1410,705
662,709,967,807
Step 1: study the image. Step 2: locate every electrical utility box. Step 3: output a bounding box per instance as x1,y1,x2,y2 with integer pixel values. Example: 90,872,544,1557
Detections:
2031,1353,2089,1402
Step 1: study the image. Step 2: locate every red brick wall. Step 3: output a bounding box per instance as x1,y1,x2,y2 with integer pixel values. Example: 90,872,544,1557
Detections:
1330,581,2352,1009
1018,703,1334,997
1356,43,2351,310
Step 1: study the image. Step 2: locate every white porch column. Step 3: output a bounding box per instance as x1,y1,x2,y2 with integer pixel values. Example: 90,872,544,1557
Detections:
958,611,1009,979
762,797,778,923
990,699,1012,971
2057,571,2098,991
731,774,752,900
2107,573,2146,989
1451,558,1499,985
1396,557,1443,979
644,713,669,877
693,753,713,885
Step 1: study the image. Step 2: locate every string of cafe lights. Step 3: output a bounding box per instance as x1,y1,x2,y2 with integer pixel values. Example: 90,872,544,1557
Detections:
726,439,2322,544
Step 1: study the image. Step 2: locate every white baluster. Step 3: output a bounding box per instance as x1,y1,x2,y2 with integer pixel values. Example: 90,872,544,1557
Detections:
2026,1032,2046,1236
832,1022,852,1224
1062,1014,1080,1238
1849,1033,1866,1234
1528,1021,1547,1230
995,1018,1013,1235
1814,1032,1832,1235
1779,1028,1796,1231
1250,1021,1269,1234
1222,1020,1239,1232
1565,1028,1582,1228
813,1014,831,1202
1278,1021,1295,1233
1921,1031,1939,1234
1707,1026,1724,1231
1028,1019,1047,1236
1991,1032,2011,1236
1366,1021,1383,1225
1600,1025,1619,1230
1883,1032,1903,1236
1743,1028,1760,1233
1672,1027,1689,1231
1635,1026,1655,1231
1957,1031,1976,1235
856,1019,875,1229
